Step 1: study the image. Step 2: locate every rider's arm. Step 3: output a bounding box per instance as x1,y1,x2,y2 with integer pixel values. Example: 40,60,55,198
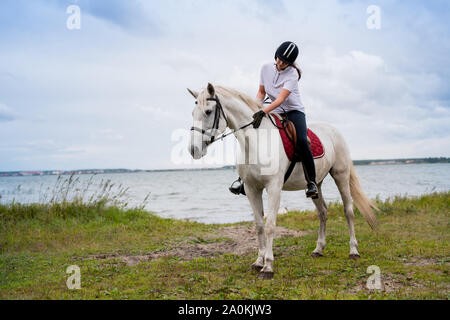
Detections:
262,89,291,114
256,85,266,102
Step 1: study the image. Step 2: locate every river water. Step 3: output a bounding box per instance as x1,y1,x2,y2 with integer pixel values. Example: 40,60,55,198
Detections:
0,163,448,224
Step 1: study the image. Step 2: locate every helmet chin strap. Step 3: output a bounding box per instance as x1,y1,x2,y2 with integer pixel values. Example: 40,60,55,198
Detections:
274,60,290,72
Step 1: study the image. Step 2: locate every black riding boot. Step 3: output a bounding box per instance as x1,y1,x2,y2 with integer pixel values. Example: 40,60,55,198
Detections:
306,181,319,199
229,177,246,196
285,110,319,200
300,160,319,199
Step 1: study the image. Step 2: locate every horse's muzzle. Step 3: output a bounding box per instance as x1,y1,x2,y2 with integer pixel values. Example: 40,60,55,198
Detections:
190,145,202,159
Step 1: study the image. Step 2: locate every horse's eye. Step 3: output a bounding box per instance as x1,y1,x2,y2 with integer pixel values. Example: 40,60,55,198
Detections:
205,110,212,116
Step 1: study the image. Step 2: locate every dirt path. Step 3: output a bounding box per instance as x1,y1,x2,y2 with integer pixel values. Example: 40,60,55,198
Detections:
87,225,308,266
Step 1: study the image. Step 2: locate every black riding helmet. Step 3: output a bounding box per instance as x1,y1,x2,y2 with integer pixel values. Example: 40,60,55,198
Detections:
274,41,299,65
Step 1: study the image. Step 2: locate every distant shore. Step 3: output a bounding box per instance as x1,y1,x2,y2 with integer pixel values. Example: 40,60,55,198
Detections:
1,157,449,177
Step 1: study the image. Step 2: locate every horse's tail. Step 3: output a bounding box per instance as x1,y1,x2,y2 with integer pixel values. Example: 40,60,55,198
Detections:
349,162,378,230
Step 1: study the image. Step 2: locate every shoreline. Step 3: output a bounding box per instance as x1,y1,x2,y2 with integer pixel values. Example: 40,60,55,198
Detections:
1,158,449,177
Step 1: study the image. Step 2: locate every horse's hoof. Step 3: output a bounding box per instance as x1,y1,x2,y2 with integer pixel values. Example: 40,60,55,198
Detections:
311,252,324,258
258,271,274,280
349,254,360,260
251,264,263,272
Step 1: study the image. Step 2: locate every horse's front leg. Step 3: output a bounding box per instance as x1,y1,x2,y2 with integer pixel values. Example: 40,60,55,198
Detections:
244,183,265,271
259,182,282,279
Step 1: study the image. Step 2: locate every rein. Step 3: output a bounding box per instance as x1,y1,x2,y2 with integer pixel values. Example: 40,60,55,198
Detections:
190,95,288,145
261,96,289,130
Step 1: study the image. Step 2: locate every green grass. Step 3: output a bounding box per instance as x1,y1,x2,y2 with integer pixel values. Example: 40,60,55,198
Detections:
0,192,448,300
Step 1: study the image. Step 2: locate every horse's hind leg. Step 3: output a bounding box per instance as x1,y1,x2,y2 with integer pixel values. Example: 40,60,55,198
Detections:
245,184,265,271
330,167,360,259
311,182,328,258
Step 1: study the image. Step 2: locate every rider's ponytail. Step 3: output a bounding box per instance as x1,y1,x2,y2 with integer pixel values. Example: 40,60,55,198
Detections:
292,62,302,81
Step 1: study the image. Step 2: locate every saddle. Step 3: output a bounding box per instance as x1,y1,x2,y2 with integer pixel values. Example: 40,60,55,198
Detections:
271,113,307,154
270,113,325,183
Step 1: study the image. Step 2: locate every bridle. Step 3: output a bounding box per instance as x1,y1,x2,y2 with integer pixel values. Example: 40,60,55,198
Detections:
190,96,228,144
190,93,296,184
190,95,254,145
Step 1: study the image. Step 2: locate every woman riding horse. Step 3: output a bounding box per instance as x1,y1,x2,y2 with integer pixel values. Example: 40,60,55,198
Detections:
229,41,319,199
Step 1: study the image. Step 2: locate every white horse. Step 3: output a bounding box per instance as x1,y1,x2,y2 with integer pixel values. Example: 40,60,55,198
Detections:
188,83,377,279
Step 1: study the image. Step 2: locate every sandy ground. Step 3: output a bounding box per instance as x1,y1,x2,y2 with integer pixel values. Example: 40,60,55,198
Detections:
87,225,308,266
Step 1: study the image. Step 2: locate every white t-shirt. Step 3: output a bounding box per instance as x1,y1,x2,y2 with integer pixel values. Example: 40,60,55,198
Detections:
259,62,305,114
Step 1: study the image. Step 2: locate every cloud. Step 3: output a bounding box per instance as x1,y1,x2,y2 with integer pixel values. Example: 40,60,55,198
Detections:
139,105,178,120
0,0,449,171
0,103,15,122
294,46,450,159
75,0,160,35
303,48,447,122
90,129,124,141
0,71,15,80
22,140,85,157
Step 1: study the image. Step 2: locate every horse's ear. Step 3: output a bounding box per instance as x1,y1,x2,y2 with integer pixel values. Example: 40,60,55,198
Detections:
187,88,198,99
207,83,215,96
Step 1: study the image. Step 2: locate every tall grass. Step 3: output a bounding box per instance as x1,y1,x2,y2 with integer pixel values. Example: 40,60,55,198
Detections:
38,174,133,208
0,173,151,223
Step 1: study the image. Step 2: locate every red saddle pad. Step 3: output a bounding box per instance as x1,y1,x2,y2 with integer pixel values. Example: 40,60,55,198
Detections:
272,115,325,161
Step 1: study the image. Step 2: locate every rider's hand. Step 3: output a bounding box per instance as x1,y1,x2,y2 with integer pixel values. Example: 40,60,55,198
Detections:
252,110,266,129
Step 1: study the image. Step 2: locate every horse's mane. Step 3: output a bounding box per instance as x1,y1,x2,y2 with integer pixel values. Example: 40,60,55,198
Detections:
198,85,262,112
216,86,262,112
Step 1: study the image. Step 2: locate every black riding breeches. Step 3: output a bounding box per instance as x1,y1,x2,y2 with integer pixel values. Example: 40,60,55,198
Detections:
285,110,317,183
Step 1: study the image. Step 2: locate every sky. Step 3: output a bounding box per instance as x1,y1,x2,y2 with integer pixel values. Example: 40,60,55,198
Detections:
0,0,449,171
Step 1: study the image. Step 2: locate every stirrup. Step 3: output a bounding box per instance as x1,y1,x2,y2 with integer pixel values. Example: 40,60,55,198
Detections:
229,178,246,196
306,182,319,199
